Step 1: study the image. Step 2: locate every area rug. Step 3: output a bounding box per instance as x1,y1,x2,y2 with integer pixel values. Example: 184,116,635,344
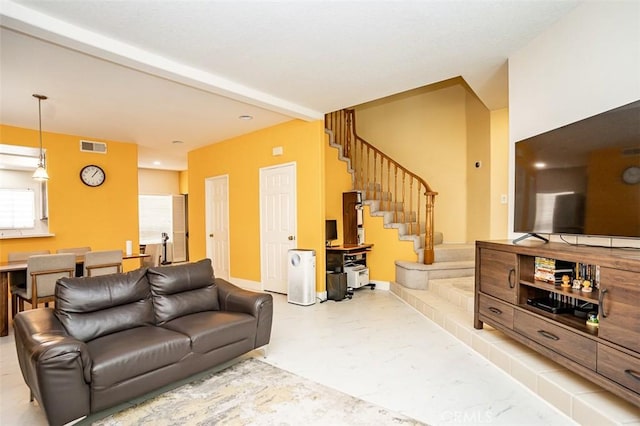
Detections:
91,358,426,425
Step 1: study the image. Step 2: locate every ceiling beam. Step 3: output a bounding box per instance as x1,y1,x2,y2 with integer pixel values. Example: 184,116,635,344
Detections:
0,0,324,122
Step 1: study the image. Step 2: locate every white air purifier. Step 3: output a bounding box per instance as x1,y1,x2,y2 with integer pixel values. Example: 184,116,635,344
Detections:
287,249,316,306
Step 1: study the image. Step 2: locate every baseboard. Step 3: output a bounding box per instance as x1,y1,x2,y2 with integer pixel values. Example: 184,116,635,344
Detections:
369,280,390,291
229,277,262,292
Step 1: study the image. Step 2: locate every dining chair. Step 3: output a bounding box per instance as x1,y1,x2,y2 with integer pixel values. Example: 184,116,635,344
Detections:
83,250,123,277
12,253,76,314
57,247,91,276
8,250,51,318
56,246,91,255
141,243,162,268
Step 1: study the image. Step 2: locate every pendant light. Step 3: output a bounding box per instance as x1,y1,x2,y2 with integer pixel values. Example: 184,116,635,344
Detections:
32,94,49,181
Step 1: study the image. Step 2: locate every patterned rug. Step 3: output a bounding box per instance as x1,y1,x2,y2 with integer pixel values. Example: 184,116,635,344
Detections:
91,357,426,425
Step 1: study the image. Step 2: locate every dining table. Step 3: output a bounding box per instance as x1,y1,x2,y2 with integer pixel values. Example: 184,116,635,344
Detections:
0,252,149,337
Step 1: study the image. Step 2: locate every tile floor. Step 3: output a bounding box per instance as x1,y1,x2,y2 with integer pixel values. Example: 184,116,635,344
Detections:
0,286,586,425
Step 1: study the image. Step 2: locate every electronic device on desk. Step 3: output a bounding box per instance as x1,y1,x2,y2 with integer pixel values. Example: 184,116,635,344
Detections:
526,297,573,314
344,264,372,290
325,219,338,247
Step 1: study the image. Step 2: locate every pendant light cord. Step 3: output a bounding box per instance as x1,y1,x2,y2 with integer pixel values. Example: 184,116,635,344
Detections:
33,94,47,166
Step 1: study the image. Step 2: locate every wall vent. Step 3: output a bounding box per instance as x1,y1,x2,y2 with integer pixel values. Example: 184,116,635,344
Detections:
80,140,107,154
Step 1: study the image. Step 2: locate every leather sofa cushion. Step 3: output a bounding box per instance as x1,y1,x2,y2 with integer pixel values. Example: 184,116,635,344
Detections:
56,268,154,342
162,311,257,354
148,259,220,325
88,326,190,389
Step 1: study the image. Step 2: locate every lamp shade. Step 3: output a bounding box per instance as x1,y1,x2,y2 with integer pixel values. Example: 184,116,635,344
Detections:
33,165,49,180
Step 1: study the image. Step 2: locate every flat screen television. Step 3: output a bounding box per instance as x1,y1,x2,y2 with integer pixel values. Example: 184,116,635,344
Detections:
514,100,640,241
325,219,338,246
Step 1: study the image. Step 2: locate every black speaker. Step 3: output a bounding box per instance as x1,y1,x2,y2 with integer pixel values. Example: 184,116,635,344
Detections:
327,272,347,301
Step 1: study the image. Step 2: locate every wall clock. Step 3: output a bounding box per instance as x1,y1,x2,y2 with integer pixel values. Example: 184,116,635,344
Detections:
80,164,106,187
622,166,640,185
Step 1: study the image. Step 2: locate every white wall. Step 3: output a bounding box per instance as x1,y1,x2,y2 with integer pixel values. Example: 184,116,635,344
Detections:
138,168,181,195
507,1,640,244
509,1,640,142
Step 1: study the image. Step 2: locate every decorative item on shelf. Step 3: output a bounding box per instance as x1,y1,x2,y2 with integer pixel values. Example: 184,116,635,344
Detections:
32,94,49,181
586,311,599,327
582,279,593,293
561,274,571,288
534,257,574,284
572,278,582,290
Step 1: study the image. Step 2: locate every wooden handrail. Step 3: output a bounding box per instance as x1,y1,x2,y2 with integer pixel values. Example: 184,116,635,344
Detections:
326,109,438,264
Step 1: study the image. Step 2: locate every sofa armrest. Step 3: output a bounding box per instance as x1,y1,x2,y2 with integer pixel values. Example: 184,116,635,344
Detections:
216,278,273,347
13,308,92,426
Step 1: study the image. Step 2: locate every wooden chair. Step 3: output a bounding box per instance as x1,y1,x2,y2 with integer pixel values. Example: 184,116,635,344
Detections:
56,246,91,255
141,243,162,268
57,247,91,276
83,250,123,277
8,250,51,318
12,253,76,314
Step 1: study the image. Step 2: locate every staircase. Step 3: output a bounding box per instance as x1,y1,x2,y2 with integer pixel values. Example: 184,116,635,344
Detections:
325,109,475,288
325,109,437,264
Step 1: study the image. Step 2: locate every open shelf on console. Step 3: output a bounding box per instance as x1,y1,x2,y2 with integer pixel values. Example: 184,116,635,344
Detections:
520,279,600,304
519,303,599,337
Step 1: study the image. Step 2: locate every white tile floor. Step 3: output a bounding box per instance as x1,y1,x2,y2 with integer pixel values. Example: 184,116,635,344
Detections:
0,289,576,425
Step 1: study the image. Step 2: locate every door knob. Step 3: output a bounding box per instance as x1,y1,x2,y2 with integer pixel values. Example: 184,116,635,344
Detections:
209,234,214,238
288,235,295,240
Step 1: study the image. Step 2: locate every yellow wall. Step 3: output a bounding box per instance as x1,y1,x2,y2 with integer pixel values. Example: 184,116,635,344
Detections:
465,90,491,242
179,171,189,194
188,120,327,290
0,125,140,270
354,80,469,243
362,206,420,281
490,108,509,239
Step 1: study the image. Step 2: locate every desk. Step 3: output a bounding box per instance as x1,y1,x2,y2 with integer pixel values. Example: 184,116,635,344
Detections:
326,244,373,271
326,244,373,292
0,253,149,337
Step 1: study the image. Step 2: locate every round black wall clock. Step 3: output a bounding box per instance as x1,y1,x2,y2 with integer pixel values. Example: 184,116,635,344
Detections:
80,164,106,187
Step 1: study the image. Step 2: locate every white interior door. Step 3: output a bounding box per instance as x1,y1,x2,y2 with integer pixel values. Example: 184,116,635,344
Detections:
261,163,296,294
205,175,230,280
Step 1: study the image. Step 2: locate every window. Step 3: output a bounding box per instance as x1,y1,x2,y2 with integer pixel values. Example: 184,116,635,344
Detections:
0,144,49,238
139,195,172,244
0,188,35,229
138,194,187,262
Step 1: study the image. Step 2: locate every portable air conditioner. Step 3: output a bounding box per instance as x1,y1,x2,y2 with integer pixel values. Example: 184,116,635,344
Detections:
287,249,316,306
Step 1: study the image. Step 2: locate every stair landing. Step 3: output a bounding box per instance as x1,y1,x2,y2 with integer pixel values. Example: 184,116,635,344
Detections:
396,243,475,289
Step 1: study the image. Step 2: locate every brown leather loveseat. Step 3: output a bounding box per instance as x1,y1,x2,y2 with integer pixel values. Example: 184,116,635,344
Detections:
13,259,273,426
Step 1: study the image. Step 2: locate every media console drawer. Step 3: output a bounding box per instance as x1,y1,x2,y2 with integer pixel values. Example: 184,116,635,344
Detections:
514,310,597,370
598,345,640,394
478,294,514,329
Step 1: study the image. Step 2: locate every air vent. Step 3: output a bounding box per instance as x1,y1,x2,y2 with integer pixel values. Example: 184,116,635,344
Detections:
80,140,107,154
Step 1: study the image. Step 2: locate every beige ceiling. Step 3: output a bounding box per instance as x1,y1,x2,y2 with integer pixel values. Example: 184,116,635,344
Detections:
0,0,580,170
